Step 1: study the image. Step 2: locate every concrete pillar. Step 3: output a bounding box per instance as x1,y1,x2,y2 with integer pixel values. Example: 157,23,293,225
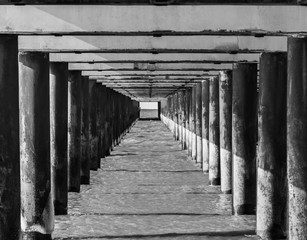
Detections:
158,101,161,119
181,90,187,150
115,92,120,145
232,62,257,215
50,62,68,215
287,35,307,240
256,52,287,240
19,52,53,239
202,79,210,173
209,76,220,185
112,92,117,147
107,88,113,154
80,76,90,184
96,83,102,168
100,85,107,158
104,87,111,156
110,90,115,150
185,89,190,153
191,86,197,161
122,96,126,137
177,91,183,143
0,35,19,239
118,94,123,141
167,97,172,131
68,70,82,192
187,88,193,157
195,82,202,166
89,80,98,170
219,71,232,194
170,95,175,137
174,93,179,141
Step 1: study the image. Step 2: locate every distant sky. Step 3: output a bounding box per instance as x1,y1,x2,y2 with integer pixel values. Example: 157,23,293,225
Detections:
140,102,158,109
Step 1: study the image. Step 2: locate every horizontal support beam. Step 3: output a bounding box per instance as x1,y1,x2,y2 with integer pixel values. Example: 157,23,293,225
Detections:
50,53,259,63
2,6,307,35
96,79,203,82
94,76,205,80
108,87,190,89
100,82,197,85
82,70,220,76
0,0,298,5
68,62,233,70
88,74,214,80
19,35,286,53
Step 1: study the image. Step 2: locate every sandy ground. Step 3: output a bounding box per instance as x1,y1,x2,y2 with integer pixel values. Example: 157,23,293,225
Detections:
53,120,259,240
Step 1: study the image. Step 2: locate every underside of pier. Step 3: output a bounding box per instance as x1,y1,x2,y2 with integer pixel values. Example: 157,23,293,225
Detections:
0,1,307,240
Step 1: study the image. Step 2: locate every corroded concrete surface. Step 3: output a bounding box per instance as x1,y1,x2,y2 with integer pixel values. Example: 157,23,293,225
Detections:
53,120,258,240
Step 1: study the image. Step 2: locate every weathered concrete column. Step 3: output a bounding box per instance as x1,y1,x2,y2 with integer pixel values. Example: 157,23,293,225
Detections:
110,90,116,150
219,71,232,194
104,87,111,156
96,83,102,168
0,36,19,240
187,88,193,156
232,62,257,215
19,52,53,239
256,52,287,240
170,95,175,136
191,86,197,161
118,94,124,141
177,91,183,143
50,62,68,215
202,79,210,173
167,97,172,131
122,95,127,136
181,90,187,150
108,88,114,153
80,76,90,184
174,93,179,141
287,35,307,240
195,82,202,166
89,80,98,170
115,92,120,145
209,76,220,185
68,70,82,192
111,91,117,147
100,85,107,158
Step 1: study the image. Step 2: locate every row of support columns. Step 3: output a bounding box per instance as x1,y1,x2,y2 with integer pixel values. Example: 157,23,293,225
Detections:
0,35,140,239
161,35,307,240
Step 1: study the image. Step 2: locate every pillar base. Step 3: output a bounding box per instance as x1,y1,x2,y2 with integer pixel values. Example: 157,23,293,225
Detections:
54,201,68,215
233,204,255,215
257,229,286,240
105,149,111,156
68,186,80,193
194,163,202,168
209,178,220,186
222,189,232,194
21,232,52,240
80,176,90,185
